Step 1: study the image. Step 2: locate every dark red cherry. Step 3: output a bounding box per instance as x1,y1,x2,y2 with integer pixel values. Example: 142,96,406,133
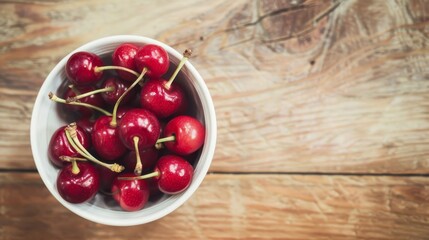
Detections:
139,49,191,118
92,115,127,162
96,164,120,194
66,51,104,86
118,108,160,150
134,44,169,78
76,117,95,136
146,178,163,202
57,161,99,203
163,116,205,155
140,78,187,118
63,86,105,118
101,77,137,106
111,173,150,211
122,147,158,174
112,43,139,81
48,125,91,168
155,155,193,194
175,92,189,116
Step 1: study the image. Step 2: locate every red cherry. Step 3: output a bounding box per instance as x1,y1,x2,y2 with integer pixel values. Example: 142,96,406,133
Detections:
118,108,160,150
66,51,104,86
92,116,127,162
63,86,105,118
139,49,192,118
111,173,150,211
101,77,137,106
59,123,126,175
48,125,91,168
57,161,99,203
155,155,193,194
122,147,158,174
162,116,205,155
134,44,169,78
112,43,139,81
140,78,187,118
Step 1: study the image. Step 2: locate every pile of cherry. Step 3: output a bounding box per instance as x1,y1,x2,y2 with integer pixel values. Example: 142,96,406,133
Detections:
47,43,205,211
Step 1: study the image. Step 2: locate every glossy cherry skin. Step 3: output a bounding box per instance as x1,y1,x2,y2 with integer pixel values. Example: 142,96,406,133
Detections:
66,51,104,86
57,162,100,203
112,43,139,81
140,78,187,118
155,155,193,194
122,147,158,174
163,116,205,155
101,77,137,106
118,108,160,150
63,86,106,118
92,116,127,162
111,173,150,211
48,125,91,168
134,44,169,78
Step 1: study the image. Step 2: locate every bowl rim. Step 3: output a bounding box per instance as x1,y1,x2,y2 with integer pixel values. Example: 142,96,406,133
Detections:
30,35,217,226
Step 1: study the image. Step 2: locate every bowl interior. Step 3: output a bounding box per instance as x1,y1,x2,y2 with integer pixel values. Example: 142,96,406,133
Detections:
30,35,216,226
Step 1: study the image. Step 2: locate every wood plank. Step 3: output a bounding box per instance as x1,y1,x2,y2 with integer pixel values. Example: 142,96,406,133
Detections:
1,0,429,173
1,172,429,239
196,0,429,173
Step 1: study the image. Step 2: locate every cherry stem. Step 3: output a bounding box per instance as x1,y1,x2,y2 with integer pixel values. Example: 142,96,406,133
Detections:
155,142,164,150
59,156,87,162
64,123,124,173
66,86,114,103
156,135,175,144
133,136,142,176
110,68,147,127
49,92,112,116
118,171,160,181
94,66,139,77
164,49,192,90
71,160,80,175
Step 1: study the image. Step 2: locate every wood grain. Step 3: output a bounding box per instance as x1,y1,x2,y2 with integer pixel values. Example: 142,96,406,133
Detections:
1,0,429,173
1,172,429,240
2,1,429,239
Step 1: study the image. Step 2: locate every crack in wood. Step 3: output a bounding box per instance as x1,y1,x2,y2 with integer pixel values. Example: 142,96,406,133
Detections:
223,4,309,33
219,37,255,50
218,0,343,50
263,0,343,43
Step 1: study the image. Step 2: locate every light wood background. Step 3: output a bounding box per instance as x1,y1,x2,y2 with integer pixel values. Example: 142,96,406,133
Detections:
1,0,429,239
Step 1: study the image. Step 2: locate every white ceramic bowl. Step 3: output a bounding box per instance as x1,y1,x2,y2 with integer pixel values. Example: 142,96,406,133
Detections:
30,35,216,226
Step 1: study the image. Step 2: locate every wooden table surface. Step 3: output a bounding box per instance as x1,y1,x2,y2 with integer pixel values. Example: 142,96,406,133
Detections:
1,0,429,239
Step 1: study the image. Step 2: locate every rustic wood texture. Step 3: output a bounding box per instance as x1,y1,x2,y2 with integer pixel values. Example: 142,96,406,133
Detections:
1,173,429,240
1,0,429,239
1,0,429,173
